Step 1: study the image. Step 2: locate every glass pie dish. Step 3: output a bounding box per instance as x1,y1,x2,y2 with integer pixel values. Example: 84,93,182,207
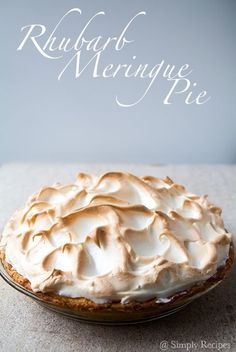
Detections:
0,248,233,326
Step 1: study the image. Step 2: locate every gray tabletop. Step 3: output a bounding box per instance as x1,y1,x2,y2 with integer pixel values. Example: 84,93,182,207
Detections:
0,164,235,352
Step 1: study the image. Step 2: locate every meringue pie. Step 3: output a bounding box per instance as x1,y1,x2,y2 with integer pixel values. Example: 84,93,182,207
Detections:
0,172,234,321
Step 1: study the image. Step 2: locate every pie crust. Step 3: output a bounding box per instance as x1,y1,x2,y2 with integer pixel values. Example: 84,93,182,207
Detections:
0,244,234,320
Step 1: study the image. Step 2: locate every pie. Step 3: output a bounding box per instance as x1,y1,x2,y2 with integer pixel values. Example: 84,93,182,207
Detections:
0,172,234,321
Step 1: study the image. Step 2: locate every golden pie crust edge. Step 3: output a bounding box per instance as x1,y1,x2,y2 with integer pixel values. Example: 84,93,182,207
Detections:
0,243,234,320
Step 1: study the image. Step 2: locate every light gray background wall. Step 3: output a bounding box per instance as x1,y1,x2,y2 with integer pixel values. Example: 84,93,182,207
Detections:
1,0,236,163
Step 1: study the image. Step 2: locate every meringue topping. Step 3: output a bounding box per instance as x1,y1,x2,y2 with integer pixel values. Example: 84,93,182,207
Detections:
0,172,232,303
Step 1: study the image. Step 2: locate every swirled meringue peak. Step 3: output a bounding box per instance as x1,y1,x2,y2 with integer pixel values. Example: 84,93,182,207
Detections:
0,172,232,303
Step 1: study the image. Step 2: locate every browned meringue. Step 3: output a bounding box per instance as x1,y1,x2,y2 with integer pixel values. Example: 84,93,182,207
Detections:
0,172,232,303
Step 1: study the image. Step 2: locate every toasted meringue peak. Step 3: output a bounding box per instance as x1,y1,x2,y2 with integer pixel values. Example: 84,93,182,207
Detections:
0,172,232,303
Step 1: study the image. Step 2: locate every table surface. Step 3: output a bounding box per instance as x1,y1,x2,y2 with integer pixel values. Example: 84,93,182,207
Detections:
0,163,235,352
